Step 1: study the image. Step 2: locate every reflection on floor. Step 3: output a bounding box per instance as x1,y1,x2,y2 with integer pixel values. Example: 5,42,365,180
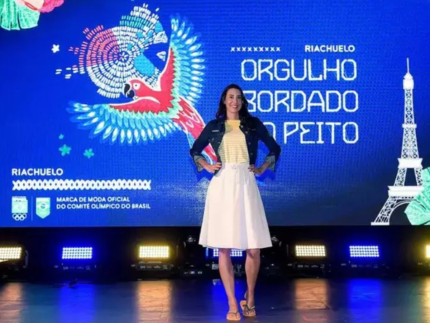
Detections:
0,277,430,323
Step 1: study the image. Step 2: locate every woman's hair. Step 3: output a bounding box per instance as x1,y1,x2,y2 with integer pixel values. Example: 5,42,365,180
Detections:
216,84,251,120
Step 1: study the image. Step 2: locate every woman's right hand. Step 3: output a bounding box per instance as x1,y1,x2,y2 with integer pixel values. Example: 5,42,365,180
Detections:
204,162,222,173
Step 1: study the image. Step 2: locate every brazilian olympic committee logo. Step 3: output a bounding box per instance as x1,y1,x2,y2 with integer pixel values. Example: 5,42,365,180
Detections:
36,198,51,219
11,196,28,221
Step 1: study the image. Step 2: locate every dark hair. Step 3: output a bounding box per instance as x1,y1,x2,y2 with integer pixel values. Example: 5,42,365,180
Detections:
216,84,251,120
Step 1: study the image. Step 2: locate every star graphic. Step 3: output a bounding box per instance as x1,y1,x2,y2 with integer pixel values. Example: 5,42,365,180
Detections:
59,144,71,156
52,44,60,53
83,149,95,159
59,134,64,140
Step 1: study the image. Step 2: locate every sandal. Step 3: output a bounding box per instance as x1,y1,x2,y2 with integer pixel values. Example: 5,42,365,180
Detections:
240,291,256,317
242,304,256,317
226,311,241,321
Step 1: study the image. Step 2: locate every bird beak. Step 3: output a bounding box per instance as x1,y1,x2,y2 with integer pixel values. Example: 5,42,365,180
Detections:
123,83,135,98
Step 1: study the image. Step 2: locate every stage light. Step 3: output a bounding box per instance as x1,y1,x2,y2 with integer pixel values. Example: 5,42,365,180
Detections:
295,245,326,257
349,245,380,258
212,249,243,258
205,248,245,277
138,246,169,259
133,244,175,275
0,247,22,261
62,247,93,260
285,244,329,276
177,235,208,278
261,236,285,277
415,245,430,273
186,235,197,244
54,246,97,276
0,246,27,280
338,244,387,277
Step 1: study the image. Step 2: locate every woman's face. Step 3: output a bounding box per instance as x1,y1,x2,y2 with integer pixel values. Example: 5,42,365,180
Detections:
224,88,243,115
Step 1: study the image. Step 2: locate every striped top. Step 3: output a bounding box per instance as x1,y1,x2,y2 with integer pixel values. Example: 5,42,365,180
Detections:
219,120,249,164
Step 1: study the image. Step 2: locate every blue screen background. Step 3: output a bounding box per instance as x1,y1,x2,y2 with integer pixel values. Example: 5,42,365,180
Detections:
1,0,430,227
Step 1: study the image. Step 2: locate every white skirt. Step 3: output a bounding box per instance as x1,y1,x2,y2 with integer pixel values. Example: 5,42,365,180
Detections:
199,163,272,250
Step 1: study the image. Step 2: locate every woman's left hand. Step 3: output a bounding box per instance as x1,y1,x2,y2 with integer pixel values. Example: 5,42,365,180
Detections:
249,163,269,175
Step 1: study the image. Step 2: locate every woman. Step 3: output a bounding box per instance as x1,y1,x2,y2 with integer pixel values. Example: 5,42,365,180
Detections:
190,84,281,321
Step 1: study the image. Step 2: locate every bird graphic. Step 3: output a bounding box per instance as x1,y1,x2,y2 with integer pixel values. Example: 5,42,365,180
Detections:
67,14,217,163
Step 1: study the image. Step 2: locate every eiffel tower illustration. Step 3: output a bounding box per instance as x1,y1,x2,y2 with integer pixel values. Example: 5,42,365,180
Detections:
371,59,424,225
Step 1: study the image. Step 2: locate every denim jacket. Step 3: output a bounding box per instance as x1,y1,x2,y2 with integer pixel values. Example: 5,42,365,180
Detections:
190,116,281,175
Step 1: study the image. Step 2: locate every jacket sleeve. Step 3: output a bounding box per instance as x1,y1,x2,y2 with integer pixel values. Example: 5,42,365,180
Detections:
189,121,213,172
255,118,281,171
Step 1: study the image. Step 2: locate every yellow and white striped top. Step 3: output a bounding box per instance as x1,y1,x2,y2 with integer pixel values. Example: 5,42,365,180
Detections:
219,120,249,164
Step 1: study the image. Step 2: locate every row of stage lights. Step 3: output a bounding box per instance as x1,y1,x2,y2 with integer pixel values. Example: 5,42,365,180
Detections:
210,245,380,258
1,243,430,280
0,244,382,261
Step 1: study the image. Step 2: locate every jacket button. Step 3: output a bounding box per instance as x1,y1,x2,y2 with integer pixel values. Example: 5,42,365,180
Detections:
250,153,254,155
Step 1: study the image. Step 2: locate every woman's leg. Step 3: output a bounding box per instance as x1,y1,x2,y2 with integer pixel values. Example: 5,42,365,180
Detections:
218,248,238,313
245,249,261,307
